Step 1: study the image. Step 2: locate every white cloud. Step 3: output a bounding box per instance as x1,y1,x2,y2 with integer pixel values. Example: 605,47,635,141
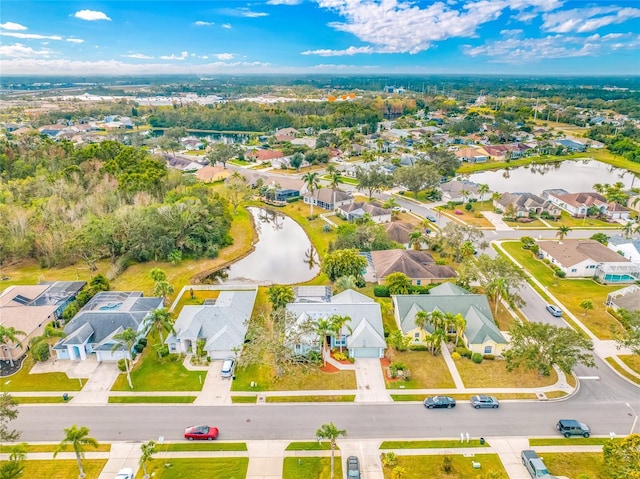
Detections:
542,6,640,33
214,53,234,60
301,46,375,56
122,53,153,59
312,0,563,55
1,31,62,41
500,29,523,36
222,23,232,29
220,8,268,18
0,43,52,58
0,22,27,30
267,0,303,4
159,51,189,60
194,21,214,26
74,10,112,21
66,38,84,44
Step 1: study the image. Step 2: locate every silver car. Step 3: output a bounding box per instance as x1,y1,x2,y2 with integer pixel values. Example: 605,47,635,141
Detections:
470,395,499,409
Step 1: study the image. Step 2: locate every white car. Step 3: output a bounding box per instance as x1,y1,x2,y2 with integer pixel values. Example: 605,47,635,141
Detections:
221,358,236,378
115,468,134,479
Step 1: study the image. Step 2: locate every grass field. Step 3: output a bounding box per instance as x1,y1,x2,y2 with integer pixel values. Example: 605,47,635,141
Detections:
231,363,356,392
384,351,455,389
135,458,248,479
286,442,334,451
455,357,558,388
155,442,247,452
605,357,640,385
19,444,111,453
380,439,489,449
529,437,612,446
541,452,608,479
266,395,355,402
13,396,72,404
619,354,640,374
381,454,506,479
21,459,107,479
282,457,343,479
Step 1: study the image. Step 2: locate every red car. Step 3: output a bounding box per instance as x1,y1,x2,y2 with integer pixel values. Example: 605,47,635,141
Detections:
184,425,219,440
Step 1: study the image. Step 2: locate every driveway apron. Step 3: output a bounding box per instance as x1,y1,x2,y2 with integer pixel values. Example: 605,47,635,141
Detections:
354,358,392,403
193,360,232,406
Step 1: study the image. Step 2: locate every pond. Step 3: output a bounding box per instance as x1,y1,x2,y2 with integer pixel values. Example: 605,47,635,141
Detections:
203,207,320,285
466,159,635,196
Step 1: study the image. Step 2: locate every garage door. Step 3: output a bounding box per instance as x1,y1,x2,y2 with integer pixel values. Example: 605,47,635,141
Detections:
351,348,381,359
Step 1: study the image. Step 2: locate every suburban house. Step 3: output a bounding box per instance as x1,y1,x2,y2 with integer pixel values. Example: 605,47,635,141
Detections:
480,143,530,161
53,291,163,361
337,201,392,224
245,149,284,162
537,239,640,283
493,192,561,218
263,177,305,202
555,139,587,152
606,284,640,312
303,187,353,211
166,286,257,360
454,148,488,163
384,222,413,245
285,289,387,359
607,235,640,264
369,250,457,285
196,165,231,183
0,281,86,362
546,191,631,220
392,283,507,356
440,180,485,203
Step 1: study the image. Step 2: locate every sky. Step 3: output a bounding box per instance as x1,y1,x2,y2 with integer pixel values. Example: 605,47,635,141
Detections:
1,0,639,76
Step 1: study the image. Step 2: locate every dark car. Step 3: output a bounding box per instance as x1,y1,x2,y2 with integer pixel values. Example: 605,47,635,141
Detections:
184,425,219,440
424,396,456,409
556,419,590,438
346,456,361,479
546,304,563,317
470,395,499,409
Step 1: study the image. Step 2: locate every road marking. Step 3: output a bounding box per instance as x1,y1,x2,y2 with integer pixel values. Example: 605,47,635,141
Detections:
577,376,600,380
492,231,497,235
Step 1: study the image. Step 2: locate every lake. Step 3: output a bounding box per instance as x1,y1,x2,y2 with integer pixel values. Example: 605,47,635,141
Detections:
466,159,635,196
203,207,319,285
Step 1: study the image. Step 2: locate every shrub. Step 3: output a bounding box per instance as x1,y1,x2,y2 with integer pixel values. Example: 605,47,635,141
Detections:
408,285,430,294
471,353,483,364
134,343,145,353
442,455,453,473
117,359,127,372
138,337,148,347
473,212,483,218
388,331,410,351
408,343,429,351
465,203,473,211
333,352,348,361
155,345,170,358
483,354,496,360
556,270,566,278
373,285,390,297
456,347,472,358
286,196,300,203
450,351,461,360
381,452,397,468
31,341,50,362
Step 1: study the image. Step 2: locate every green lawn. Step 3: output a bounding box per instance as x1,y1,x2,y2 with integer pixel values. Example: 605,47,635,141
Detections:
391,392,538,401
283,457,343,479
171,289,220,316
111,335,204,391
380,439,489,449
541,452,608,479
381,454,506,479
19,444,111,453
530,437,613,446
21,460,107,479
13,396,72,404
155,442,247,452
501,241,623,338
553,211,616,228
619,354,640,374
605,357,640,385
136,458,248,479
286,442,334,451
108,396,196,403
231,363,356,392
455,357,558,388
231,395,257,403
384,351,455,389
266,395,355,402
2,355,84,392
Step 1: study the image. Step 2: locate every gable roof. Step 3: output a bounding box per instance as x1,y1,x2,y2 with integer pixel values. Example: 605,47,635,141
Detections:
339,201,391,218
370,250,457,280
305,188,352,204
538,239,631,267
384,222,413,244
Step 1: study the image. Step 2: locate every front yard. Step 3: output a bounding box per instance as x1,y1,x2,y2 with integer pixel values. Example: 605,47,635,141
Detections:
136,458,249,479
2,355,84,392
381,454,506,479
231,363,356,392
455,357,558,388
541,452,608,479
384,351,455,389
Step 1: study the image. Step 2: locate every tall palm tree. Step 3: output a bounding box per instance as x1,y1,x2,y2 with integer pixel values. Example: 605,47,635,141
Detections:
316,422,347,479
334,275,357,292
460,189,471,204
316,318,333,366
328,170,341,210
426,328,448,356
408,230,424,251
302,171,320,216
111,328,137,389
556,225,572,240
414,310,429,342
140,440,156,479
487,277,510,316
0,326,26,367
329,315,352,353
428,310,446,330
478,183,490,202
491,191,502,204
146,308,174,345
623,221,635,239
54,425,99,479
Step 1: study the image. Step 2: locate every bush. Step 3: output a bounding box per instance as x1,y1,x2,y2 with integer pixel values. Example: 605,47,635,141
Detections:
138,337,148,347
134,343,145,353
117,359,127,372
471,353,483,364
450,351,461,360
456,347,472,358
465,203,473,211
155,345,170,358
556,270,566,278
483,354,496,360
373,285,390,297
333,352,348,361
381,452,397,468
442,455,453,473
408,285,430,294
408,343,429,351
286,196,301,203
31,341,50,362
388,331,410,351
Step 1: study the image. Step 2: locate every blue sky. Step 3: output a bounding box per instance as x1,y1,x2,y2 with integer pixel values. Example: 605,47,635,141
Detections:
1,0,639,76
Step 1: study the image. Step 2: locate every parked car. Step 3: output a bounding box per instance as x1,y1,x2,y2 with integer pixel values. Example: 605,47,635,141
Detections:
556,419,590,437
184,425,219,440
470,395,499,409
546,304,563,317
114,469,134,479
221,358,236,378
424,396,456,409
426,215,437,222
346,455,361,479
521,450,555,478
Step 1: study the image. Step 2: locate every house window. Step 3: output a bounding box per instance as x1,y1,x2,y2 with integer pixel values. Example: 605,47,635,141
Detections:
416,280,421,286
295,344,302,353
334,335,347,347
571,268,577,272
169,344,176,352
484,345,493,354
414,332,420,342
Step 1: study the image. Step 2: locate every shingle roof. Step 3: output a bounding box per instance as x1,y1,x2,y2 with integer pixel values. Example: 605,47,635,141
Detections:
370,250,457,281
538,239,631,267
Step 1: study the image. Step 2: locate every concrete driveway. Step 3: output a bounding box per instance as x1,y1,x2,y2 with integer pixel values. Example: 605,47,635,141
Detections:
354,359,391,403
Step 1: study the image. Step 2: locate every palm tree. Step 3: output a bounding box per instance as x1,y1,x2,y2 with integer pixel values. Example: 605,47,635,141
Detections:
334,275,357,292
426,328,447,355
460,189,471,204
330,315,352,353
28,322,66,362
478,183,490,202
490,191,502,204
328,170,342,210
111,328,137,389
556,225,572,240
408,230,424,251
302,171,320,216
487,277,510,316
316,318,333,366
316,422,347,479
140,440,156,479
0,326,26,368
452,314,466,346
623,221,635,239
146,308,174,345
428,310,446,330
414,311,429,342
54,425,99,479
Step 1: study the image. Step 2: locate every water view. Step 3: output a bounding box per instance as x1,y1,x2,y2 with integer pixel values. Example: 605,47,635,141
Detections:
204,207,319,285
466,159,635,195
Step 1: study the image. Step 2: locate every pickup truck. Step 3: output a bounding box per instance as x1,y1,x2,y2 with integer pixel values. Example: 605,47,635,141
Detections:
521,450,557,478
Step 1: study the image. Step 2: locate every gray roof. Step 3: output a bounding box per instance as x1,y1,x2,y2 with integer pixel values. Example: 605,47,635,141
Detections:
168,288,257,352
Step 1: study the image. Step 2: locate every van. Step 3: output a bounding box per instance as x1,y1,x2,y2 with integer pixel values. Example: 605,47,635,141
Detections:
556,419,590,437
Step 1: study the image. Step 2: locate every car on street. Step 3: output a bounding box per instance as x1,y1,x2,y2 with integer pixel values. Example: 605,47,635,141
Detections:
426,215,437,222
546,304,563,317
470,395,499,409
423,396,456,409
221,357,236,378
184,425,219,440
114,468,134,479
346,455,361,479
556,419,590,437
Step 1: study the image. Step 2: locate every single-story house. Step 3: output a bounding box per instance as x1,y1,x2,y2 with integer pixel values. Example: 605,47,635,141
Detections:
384,222,413,245
166,286,257,360
263,177,305,202
493,192,560,218
607,235,640,264
546,191,631,220
245,149,284,162
337,202,392,224
480,143,530,161
0,281,85,361
555,139,587,152
196,165,231,183
164,155,204,172
440,180,485,203
537,239,640,283
285,289,387,359
304,188,353,211
606,284,640,312
53,291,163,361
392,283,507,356
370,250,457,285
454,148,488,163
